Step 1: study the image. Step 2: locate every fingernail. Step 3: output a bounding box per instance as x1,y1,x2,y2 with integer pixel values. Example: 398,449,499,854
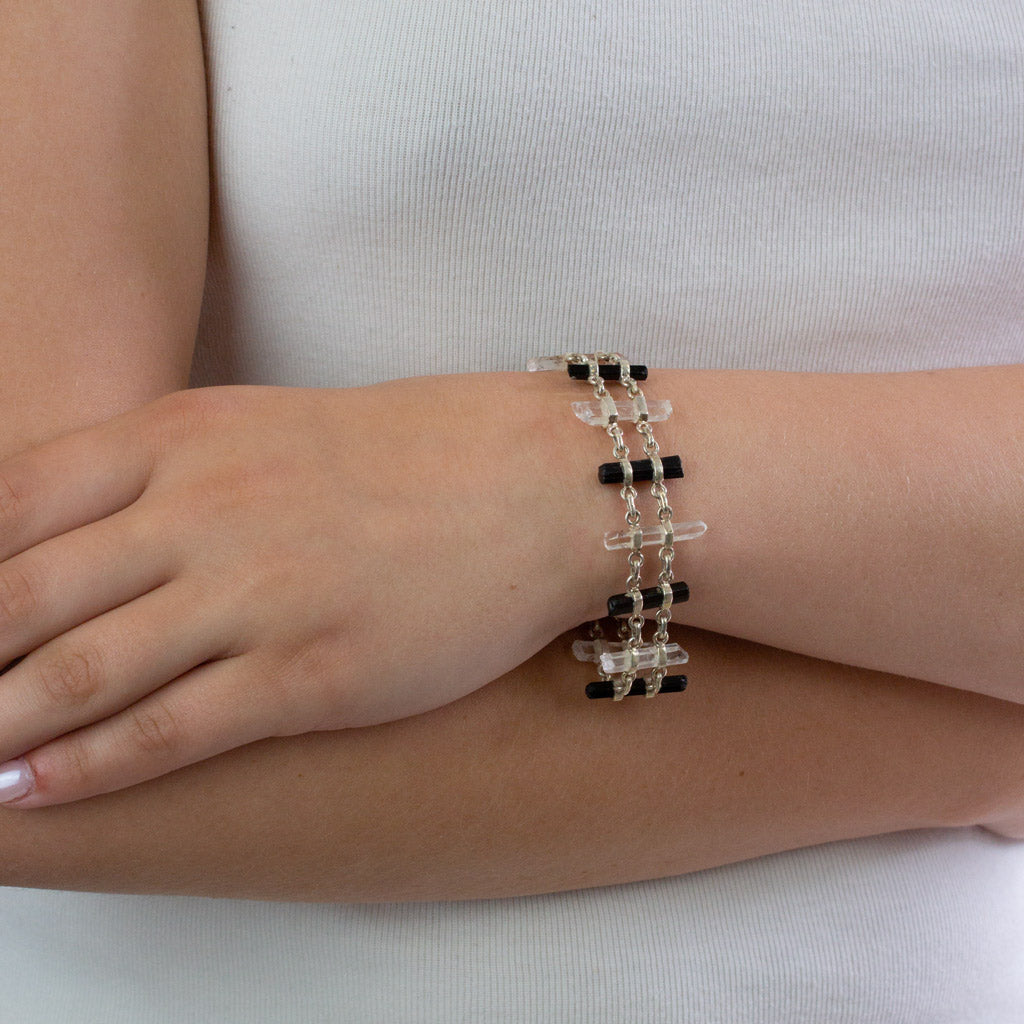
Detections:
0,759,35,803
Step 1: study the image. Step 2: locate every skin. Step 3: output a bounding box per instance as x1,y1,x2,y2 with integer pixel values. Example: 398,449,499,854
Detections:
601,364,1024,702
0,366,1019,808
0,0,206,434
0,623,1021,903
0,0,1020,898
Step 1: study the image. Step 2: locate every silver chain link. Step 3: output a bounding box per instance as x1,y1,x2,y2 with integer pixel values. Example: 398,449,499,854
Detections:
565,350,677,698
618,359,675,696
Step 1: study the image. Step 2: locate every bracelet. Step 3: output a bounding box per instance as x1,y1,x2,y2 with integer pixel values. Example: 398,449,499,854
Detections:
527,352,706,700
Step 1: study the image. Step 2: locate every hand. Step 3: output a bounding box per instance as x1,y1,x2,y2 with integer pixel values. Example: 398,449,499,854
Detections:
0,377,593,807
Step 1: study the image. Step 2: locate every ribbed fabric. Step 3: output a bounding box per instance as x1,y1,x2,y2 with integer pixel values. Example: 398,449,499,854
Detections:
191,0,1023,388
3,1,1022,1021
2,832,1024,1022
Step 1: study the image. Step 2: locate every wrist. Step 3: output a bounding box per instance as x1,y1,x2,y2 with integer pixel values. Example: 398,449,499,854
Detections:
514,369,631,625
498,370,619,631
520,360,709,657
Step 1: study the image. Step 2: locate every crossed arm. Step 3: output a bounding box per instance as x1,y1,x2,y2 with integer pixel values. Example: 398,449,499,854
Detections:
1,624,1022,903
0,0,1021,901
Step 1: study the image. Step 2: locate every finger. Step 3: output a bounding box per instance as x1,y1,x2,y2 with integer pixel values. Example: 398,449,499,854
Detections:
0,403,157,562
0,653,277,808
0,575,234,765
0,503,176,667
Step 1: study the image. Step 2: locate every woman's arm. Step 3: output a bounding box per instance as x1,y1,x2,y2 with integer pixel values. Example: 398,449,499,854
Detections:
0,0,207,453
558,365,1024,701
0,2,1018,860
0,367,1018,809
0,622,1019,902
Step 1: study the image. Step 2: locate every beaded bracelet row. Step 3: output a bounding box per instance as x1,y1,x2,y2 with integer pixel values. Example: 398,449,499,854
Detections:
527,352,706,700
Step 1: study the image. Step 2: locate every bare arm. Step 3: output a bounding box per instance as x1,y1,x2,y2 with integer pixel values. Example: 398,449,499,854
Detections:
0,623,1019,902
0,0,207,452
1,0,1019,899
558,365,1024,701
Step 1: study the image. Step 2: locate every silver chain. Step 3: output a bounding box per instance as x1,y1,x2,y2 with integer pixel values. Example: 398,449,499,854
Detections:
526,347,700,700
566,350,676,698
618,358,675,695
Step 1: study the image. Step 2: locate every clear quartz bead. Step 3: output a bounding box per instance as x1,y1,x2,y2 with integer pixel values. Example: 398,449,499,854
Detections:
571,399,672,426
572,639,607,662
599,643,689,674
603,520,707,550
572,640,688,671
527,355,571,372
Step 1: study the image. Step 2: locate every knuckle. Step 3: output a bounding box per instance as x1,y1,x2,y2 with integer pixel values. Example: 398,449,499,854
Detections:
49,733,95,794
145,390,206,456
149,387,239,450
236,649,298,733
0,565,38,630
124,699,185,761
0,468,23,526
36,646,104,710
265,641,339,733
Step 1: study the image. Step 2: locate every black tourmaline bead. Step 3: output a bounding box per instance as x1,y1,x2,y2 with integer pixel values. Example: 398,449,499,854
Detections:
585,675,688,699
567,363,648,381
598,454,683,485
607,580,689,617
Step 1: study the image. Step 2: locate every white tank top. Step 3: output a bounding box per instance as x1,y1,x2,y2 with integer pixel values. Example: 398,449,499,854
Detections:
3,2,1022,1020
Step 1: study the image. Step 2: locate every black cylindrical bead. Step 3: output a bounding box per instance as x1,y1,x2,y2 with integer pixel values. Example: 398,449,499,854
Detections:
585,675,688,699
568,363,648,382
598,454,683,485
607,580,689,617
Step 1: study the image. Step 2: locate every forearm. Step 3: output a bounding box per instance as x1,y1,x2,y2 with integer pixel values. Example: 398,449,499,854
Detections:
0,0,207,456
0,624,1018,902
550,365,1024,700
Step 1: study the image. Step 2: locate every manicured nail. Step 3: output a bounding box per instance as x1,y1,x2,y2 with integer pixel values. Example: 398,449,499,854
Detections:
0,759,35,803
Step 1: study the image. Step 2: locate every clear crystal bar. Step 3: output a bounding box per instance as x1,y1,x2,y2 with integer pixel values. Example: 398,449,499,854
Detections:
571,640,688,670
599,643,689,674
527,355,570,372
572,638,610,662
603,520,707,550
571,398,672,426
